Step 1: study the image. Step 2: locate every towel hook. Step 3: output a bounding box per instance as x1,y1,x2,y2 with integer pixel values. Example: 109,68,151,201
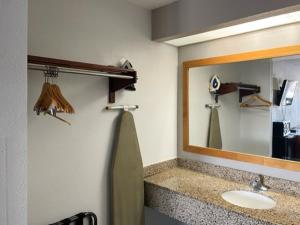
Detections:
105,105,139,111
205,103,220,109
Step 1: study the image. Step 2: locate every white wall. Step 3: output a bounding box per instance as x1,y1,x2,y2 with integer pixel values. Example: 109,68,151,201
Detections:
179,23,300,182
28,0,177,225
272,57,300,127
189,60,272,156
239,60,272,156
0,1,27,225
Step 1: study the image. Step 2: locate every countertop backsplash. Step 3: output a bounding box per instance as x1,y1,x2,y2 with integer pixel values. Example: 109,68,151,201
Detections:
144,158,300,197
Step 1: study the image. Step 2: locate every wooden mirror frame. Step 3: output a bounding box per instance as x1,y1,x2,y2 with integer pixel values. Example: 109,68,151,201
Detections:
183,45,300,172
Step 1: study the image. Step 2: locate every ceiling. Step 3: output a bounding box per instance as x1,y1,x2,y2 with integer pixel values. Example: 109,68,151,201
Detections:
128,0,178,10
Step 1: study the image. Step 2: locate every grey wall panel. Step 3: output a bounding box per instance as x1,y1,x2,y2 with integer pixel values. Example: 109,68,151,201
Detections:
145,207,186,225
0,0,27,225
152,0,300,41
0,138,7,225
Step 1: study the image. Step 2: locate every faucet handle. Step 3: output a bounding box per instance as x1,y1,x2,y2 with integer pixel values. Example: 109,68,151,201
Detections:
258,175,269,191
250,176,259,188
250,175,269,191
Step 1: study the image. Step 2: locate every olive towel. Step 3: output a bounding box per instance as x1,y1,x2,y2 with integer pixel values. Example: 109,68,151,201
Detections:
208,107,222,149
111,111,144,225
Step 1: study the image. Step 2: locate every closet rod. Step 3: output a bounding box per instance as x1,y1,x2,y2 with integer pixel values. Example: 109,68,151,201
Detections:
28,63,133,79
238,87,258,91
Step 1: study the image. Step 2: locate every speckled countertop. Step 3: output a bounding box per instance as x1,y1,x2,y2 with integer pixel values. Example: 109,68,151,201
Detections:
145,167,300,225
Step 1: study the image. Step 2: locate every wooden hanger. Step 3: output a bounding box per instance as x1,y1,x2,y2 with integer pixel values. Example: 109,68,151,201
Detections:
240,95,272,108
34,78,74,125
46,111,71,126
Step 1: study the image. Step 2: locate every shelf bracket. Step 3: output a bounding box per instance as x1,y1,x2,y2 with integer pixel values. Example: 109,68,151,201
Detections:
108,71,137,103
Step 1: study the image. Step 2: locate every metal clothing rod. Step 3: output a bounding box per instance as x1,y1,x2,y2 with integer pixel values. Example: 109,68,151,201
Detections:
28,63,133,79
238,87,258,91
106,105,139,110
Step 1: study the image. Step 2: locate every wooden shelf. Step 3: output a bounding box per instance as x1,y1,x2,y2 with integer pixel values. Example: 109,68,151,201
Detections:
28,55,137,103
217,83,238,95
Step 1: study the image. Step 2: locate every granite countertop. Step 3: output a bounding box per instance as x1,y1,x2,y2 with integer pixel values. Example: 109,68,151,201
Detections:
145,167,300,225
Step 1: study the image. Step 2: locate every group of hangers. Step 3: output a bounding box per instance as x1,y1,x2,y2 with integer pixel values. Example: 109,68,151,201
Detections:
34,69,75,125
240,94,272,108
34,69,139,125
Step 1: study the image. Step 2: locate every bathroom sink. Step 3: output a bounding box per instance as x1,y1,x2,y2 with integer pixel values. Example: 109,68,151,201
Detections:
221,190,276,209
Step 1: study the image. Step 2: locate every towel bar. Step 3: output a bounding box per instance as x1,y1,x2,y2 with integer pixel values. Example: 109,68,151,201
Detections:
106,105,139,111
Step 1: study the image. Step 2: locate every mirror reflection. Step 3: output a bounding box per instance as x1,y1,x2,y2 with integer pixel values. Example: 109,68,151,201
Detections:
189,55,300,162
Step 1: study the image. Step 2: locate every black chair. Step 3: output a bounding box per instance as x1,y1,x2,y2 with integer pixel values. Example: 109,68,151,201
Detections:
49,212,97,225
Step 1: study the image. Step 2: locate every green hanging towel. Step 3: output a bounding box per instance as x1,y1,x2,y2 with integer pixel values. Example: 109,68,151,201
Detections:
111,111,144,225
208,107,222,149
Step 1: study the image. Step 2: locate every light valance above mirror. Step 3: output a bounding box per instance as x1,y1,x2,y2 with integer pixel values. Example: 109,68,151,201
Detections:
182,45,300,171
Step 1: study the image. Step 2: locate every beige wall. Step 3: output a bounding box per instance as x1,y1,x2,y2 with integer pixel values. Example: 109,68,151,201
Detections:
189,65,240,149
239,60,272,156
178,23,300,182
28,0,178,224
28,2,300,225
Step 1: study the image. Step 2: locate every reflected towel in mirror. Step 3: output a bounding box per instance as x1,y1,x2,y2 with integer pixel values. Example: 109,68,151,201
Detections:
208,107,222,149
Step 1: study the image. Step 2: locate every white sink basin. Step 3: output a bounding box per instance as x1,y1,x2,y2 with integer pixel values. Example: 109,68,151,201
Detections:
221,190,276,209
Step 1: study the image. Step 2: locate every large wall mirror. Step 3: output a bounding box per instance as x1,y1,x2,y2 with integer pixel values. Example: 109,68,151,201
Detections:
183,45,300,171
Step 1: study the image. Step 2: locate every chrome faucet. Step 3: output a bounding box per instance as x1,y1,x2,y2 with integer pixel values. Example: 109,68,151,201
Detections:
250,175,269,192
